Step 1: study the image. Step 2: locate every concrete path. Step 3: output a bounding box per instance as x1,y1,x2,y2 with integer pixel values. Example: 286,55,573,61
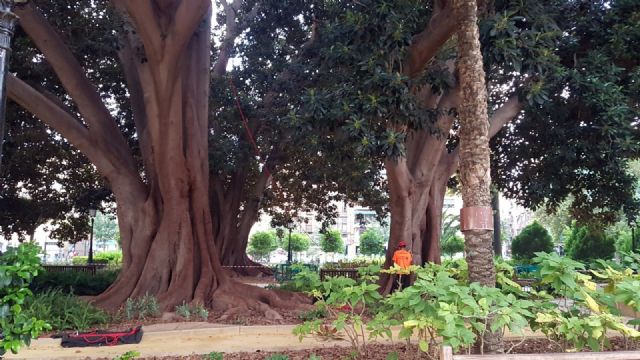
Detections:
4,324,365,360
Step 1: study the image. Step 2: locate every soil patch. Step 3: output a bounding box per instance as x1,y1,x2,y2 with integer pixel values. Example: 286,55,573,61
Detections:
99,338,639,360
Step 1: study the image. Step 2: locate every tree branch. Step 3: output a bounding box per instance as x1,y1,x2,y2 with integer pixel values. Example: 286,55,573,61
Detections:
213,0,261,78
111,0,162,63
15,3,136,172
488,96,522,138
442,96,523,177
7,75,103,172
170,0,211,57
405,0,457,78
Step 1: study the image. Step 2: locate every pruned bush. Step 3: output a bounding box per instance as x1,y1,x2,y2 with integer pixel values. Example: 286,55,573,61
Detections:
31,269,119,296
565,226,615,261
511,221,554,260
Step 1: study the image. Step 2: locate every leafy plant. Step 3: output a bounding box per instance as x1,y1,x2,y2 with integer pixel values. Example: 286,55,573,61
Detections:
265,354,289,360
359,227,386,256
0,244,51,355
205,351,224,360
175,302,209,321
22,289,109,331
297,308,327,321
113,350,140,360
369,265,534,355
287,264,322,293
124,294,160,320
293,275,382,355
565,226,615,261
320,229,344,254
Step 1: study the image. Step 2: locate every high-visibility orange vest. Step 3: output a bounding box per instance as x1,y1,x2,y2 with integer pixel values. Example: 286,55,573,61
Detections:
392,249,413,270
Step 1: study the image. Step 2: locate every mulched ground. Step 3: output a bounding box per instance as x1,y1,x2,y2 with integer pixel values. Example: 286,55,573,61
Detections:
88,338,639,360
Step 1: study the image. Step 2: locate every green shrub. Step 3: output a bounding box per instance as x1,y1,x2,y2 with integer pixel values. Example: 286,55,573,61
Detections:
124,294,160,320
248,230,278,261
31,269,119,296
72,255,114,265
441,234,464,257
565,226,615,261
265,355,289,360
175,302,209,321
205,351,224,360
22,289,109,331
511,221,554,260
320,229,344,253
113,350,140,360
0,244,51,355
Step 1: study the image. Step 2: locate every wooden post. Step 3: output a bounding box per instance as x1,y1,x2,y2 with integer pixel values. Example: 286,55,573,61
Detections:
440,345,454,360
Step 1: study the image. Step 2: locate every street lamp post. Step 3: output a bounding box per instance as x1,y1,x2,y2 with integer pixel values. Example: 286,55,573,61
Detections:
287,226,292,264
88,208,97,264
0,1,20,170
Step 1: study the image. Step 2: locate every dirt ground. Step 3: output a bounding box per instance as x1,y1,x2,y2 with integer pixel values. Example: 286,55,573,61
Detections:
124,338,640,360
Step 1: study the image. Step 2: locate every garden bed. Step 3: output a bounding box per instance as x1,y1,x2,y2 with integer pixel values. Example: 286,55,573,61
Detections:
96,338,640,360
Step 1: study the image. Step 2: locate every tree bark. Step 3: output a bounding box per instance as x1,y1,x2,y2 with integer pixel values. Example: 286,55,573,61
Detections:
455,0,501,353
8,1,303,315
492,189,502,257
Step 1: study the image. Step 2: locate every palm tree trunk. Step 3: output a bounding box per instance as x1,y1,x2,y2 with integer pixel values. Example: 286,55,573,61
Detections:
454,0,502,353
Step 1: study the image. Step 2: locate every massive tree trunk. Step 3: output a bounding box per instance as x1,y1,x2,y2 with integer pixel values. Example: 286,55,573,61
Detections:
455,0,501,353
380,1,523,294
211,168,274,276
7,1,301,314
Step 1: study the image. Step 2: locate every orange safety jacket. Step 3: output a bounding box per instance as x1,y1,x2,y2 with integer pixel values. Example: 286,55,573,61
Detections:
392,249,413,270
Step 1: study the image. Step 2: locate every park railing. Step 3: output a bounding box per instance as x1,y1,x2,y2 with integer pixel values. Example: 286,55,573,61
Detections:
319,268,359,281
42,264,107,275
439,346,640,360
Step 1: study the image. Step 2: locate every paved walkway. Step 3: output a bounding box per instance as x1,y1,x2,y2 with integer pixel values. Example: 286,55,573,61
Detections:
5,323,365,360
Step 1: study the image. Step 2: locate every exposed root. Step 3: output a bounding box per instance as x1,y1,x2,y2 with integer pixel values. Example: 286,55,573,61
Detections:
210,281,312,322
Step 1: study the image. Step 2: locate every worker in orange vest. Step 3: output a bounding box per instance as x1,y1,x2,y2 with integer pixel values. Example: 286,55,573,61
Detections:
391,241,412,290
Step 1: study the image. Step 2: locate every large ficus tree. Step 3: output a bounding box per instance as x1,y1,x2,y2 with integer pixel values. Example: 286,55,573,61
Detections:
299,0,640,293
6,0,309,313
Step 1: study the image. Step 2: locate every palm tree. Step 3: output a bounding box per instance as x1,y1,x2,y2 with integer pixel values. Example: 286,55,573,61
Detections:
454,0,502,353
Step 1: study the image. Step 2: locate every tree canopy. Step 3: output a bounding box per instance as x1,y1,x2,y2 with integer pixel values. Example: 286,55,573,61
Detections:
359,227,386,256
320,229,344,254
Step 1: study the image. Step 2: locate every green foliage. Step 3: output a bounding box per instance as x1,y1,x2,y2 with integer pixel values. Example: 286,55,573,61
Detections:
320,229,344,254
441,235,465,257
93,212,119,242
113,351,140,360
369,264,534,353
322,258,383,270
22,289,109,331
248,230,278,260
565,226,615,261
288,265,321,293
264,355,289,360
511,221,554,260
0,244,51,355
620,251,640,273
31,269,119,296
72,251,121,265
297,308,327,322
205,352,224,360
358,227,386,256
124,294,160,320
282,233,311,253
294,274,382,355
174,302,209,321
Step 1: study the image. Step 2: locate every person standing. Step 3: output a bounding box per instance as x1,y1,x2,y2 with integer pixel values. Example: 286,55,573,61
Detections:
391,241,412,290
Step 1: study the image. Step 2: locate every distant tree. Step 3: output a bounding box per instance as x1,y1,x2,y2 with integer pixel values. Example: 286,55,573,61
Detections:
248,231,278,262
511,221,554,260
93,212,118,242
565,226,615,261
441,235,465,258
359,227,385,256
282,233,311,253
320,229,344,254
